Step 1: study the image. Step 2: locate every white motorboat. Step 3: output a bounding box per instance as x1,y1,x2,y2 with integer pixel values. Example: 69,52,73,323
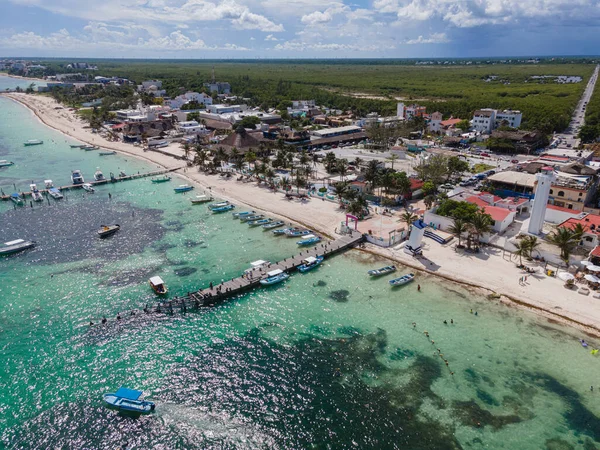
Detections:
24,139,43,146
82,183,95,193
71,170,84,185
94,168,106,182
29,184,43,202
0,160,14,167
190,194,213,204
0,239,35,256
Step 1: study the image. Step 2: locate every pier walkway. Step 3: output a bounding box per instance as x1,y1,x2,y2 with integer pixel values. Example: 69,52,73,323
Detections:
1,167,183,201
127,230,364,317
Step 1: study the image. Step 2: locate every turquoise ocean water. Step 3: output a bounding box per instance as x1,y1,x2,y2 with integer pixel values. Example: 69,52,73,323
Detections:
1,95,600,449
0,75,46,92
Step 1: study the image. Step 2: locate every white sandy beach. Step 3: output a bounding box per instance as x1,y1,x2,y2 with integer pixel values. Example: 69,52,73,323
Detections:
4,92,600,335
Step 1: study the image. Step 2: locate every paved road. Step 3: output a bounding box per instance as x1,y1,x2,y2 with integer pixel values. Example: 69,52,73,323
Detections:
554,64,599,148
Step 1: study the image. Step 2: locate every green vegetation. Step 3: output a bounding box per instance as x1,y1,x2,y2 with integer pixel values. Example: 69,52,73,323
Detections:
37,60,595,133
580,78,600,143
471,163,495,173
442,204,493,250
548,224,586,264
414,155,469,186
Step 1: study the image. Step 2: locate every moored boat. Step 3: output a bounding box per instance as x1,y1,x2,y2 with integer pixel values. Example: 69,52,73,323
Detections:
190,194,213,204
285,228,311,238
82,145,99,151
263,220,285,230
389,273,415,287
99,151,117,156
233,210,255,219
0,160,14,168
174,184,194,193
94,168,106,181
48,187,63,199
298,256,324,273
29,184,43,202
70,144,84,148
297,234,322,246
103,387,155,415
82,183,95,193
212,204,235,213
273,227,294,235
71,170,84,185
244,259,270,275
149,276,168,295
10,193,24,206
151,176,171,183
209,201,230,210
24,139,43,146
368,265,397,277
248,218,272,227
0,239,35,256
118,171,127,178
260,269,290,286
240,214,264,222
98,224,120,238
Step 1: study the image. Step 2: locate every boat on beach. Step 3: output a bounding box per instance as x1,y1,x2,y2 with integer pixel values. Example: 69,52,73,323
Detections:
241,214,264,222
0,160,14,167
94,168,106,181
99,151,117,156
248,218,272,227
70,144,84,148
190,194,213,204
233,211,255,219
29,184,43,202
297,234,322,246
263,221,285,230
389,273,415,287
285,229,311,238
82,183,95,193
151,176,171,183
0,239,35,256
82,145,99,151
103,387,155,415
368,265,397,277
212,204,235,213
71,170,84,185
24,140,43,146
298,256,324,273
260,269,289,286
10,193,24,206
149,276,168,295
174,184,194,193
273,227,294,235
98,224,120,238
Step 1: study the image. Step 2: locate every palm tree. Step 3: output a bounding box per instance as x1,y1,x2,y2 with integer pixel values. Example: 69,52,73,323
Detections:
547,227,579,264
353,157,363,169
512,240,529,266
469,210,492,249
386,153,400,170
194,148,208,171
424,194,436,210
332,182,348,205
522,235,541,258
364,160,381,193
337,159,349,181
448,218,468,248
244,151,257,172
400,209,418,228
324,152,337,173
347,194,368,218
571,223,587,242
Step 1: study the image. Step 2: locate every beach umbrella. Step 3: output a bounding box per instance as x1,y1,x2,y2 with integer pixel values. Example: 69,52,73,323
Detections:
588,265,600,272
559,272,575,282
581,260,593,267
584,274,600,283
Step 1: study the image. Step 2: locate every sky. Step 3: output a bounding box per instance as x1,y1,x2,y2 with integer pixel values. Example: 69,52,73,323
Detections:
0,0,599,58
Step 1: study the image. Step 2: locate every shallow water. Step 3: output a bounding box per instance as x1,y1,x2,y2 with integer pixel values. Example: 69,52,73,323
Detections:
1,96,600,449
0,75,46,92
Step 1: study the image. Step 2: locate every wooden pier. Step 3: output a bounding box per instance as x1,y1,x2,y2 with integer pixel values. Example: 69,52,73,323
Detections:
1,167,184,200
111,230,364,318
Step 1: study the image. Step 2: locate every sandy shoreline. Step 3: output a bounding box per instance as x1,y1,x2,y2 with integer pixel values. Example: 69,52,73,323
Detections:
4,92,600,337
0,72,47,83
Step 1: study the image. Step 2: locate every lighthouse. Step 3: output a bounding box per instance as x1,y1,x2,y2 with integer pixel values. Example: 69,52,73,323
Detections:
528,166,555,235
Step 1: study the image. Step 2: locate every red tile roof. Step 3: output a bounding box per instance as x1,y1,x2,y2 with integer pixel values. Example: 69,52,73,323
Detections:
482,206,513,222
441,118,462,127
590,246,600,257
547,203,576,212
559,214,600,233
410,179,424,191
466,196,490,207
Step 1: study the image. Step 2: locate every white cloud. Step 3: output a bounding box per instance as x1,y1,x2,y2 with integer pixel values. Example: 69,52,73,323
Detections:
405,32,449,44
301,10,334,25
274,40,394,52
265,34,278,41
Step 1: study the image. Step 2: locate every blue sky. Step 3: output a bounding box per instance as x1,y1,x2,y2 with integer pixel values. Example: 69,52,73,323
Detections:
0,0,599,58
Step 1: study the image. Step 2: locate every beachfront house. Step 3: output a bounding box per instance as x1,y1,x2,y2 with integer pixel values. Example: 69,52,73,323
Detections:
166,92,213,109
558,213,600,250
472,108,522,133
177,120,209,136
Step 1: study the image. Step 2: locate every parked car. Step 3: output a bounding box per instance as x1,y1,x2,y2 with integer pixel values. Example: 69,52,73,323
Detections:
480,152,490,157
511,159,519,164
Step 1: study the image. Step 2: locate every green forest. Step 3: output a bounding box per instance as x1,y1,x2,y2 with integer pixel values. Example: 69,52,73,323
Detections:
581,76,600,143
39,60,596,133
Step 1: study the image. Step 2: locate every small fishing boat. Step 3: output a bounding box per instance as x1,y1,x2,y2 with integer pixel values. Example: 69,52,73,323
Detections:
70,144,84,148
0,160,14,167
29,184,43,202
103,387,155,415
190,194,213,204
151,176,171,183
389,273,415,287
48,187,63,199
240,214,264,222
248,218,272,227
98,224,120,238
212,204,235,213
368,265,397,277
149,276,168,295
298,256,324,273
82,183,95,193
285,229,311,238
94,168,106,182
0,239,35,256
99,151,117,156
118,171,127,178
233,211,255,219
209,201,230,210
82,145,99,151
297,234,322,246
24,139,43,146
260,269,290,286
273,227,293,235
263,221,285,230
71,170,84,185
10,193,24,206
174,184,194,193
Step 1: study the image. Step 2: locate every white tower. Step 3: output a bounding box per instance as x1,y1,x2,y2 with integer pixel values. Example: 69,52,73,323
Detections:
528,167,555,235
397,102,405,119
404,219,426,255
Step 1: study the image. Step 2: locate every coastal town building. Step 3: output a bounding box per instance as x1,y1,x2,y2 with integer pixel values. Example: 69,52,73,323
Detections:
428,112,443,132
137,80,166,97
558,213,600,250
165,92,213,109
489,130,546,153
177,120,209,136
472,108,523,133
204,81,231,94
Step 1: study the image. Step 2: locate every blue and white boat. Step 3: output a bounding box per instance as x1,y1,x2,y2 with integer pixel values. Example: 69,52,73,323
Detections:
174,184,194,193
103,387,155,415
24,139,43,146
209,201,230,210
0,160,14,168
298,256,324,273
29,184,43,202
263,220,285,230
240,214,264,222
272,228,292,235
248,218,272,227
212,204,235,213
48,187,63,199
285,228,311,238
10,193,24,206
297,234,322,246
389,273,415,287
0,239,35,256
71,170,84,185
368,265,397,277
260,269,289,286
233,210,255,219
93,168,106,182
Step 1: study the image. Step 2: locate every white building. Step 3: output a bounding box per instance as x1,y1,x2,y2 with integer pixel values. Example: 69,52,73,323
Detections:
177,120,209,135
428,112,443,132
206,104,243,114
204,82,231,94
138,80,166,97
292,100,315,109
528,167,555,235
116,109,146,122
472,108,522,133
166,92,213,109
496,109,522,128
396,102,405,119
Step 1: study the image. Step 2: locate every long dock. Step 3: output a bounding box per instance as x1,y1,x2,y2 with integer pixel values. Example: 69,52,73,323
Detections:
1,167,183,200
106,230,364,319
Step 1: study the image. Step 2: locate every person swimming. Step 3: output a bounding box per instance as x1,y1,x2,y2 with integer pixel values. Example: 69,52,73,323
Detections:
581,339,589,347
